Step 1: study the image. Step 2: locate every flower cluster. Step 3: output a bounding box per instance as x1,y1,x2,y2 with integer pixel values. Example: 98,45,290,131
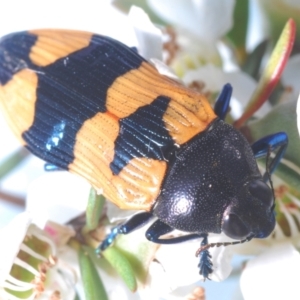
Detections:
0,1,300,299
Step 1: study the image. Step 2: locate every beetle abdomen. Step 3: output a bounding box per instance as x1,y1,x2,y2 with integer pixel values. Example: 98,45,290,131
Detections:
0,29,217,210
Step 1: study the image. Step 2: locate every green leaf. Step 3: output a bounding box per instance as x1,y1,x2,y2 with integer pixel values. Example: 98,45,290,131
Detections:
78,246,108,300
227,0,249,63
234,19,296,128
248,98,300,167
85,188,106,231
114,231,159,284
0,148,29,180
73,292,81,300
102,246,137,292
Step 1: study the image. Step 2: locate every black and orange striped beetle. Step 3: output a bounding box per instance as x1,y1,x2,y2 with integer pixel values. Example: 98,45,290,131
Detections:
0,29,288,279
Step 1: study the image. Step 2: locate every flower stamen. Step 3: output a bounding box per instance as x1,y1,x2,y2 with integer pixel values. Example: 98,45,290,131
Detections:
0,225,58,300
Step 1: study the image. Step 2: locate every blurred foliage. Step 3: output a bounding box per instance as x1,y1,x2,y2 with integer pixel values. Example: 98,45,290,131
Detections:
227,0,249,63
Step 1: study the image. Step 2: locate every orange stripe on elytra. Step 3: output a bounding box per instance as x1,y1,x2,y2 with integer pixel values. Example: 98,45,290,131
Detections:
106,61,217,145
105,110,120,122
29,29,92,66
0,69,38,145
68,111,166,210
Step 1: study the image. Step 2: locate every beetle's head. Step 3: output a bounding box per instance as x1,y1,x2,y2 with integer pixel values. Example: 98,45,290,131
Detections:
222,178,275,240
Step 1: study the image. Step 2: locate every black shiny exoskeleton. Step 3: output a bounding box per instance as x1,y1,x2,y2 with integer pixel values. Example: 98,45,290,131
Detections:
154,119,275,239
99,84,288,279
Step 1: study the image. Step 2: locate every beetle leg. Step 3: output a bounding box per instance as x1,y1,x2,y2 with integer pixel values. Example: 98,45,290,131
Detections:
44,163,63,171
131,46,138,52
146,222,213,279
97,212,153,252
214,83,232,120
198,235,213,280
145,219,203,243
251,132,288,180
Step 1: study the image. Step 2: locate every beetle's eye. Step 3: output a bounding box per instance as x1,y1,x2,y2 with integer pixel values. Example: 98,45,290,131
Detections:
222,213,250,240
248,179,274,208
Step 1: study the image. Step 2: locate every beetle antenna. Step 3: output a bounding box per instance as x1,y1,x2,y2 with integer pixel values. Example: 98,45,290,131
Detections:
266,146,276,202
195,235,253,257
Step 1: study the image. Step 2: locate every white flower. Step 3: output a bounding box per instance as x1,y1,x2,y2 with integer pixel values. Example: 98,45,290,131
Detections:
0,212,32,285
240,242,300,300
182,64,272,119
234,167,300,300
26,172,91,228
282,54,300,101
128,6,163,60
143,0,235,76
147,233,233,286
147,0,235,42
0,212,76,300
25,173,142,300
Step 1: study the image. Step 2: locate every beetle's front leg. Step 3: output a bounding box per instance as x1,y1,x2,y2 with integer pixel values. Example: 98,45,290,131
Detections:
145,220,212,279
97,211,153,252
145,220,201,243
251,132,288,180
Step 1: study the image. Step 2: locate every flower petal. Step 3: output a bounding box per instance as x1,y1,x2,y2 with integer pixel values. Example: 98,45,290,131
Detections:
147,0,235,41
26,172,91,227
41,267,76,300
210,243,233,282
44,221,75,248
240,242,300,300
151,233,233,291
282,54,300,100
182,64,271,119
153,240,200,288
0,1,135,45
0,212,32,284
129,6,162,60
150,58,183,82
106,202,137,223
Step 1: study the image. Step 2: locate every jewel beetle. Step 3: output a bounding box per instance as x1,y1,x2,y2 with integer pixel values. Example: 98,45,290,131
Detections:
0,29,288,279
